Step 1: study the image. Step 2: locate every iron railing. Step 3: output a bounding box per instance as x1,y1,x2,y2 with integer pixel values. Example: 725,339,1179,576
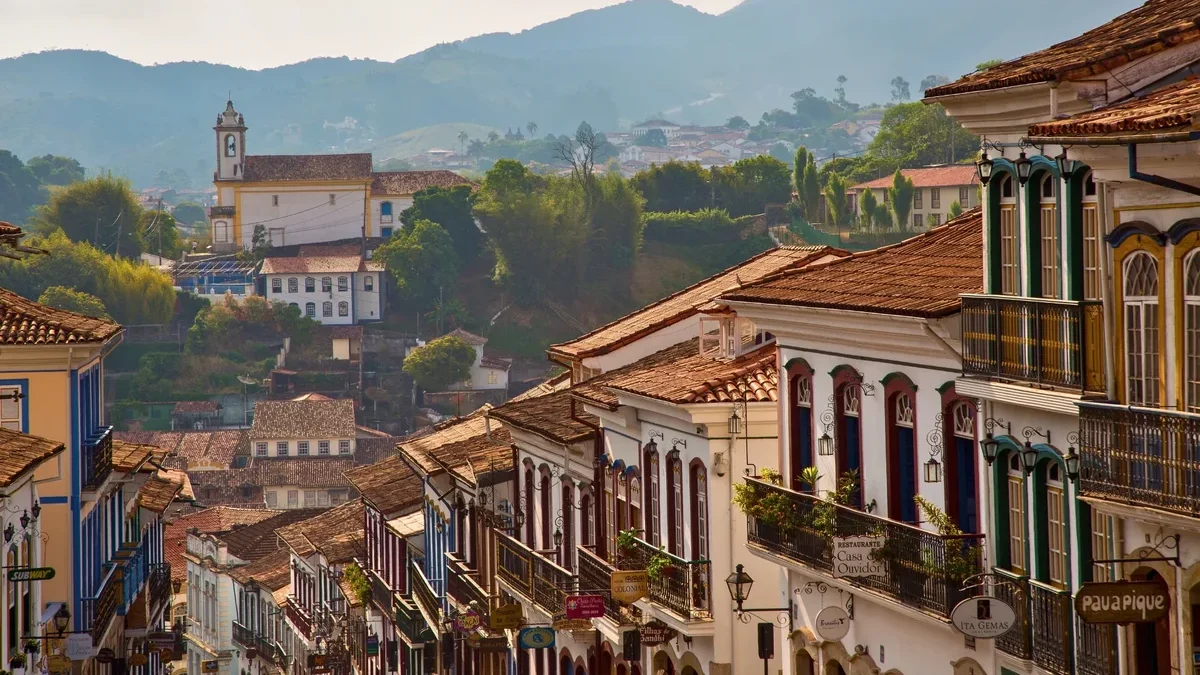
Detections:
495,531,575,616
1079,401,1200,516
367,568,392,615
83,564,123,640
233,622,255,649
285,598,312,640
82,427,114,491
1076,615,1118,675
1029,581,1072,675
960,294,1104,393
445,553,489,611
576,546,640,626
617,536,711,620
410,559,441,629
148,563,172,615
992,569,1031,660
394,594,433,645
744,478,985,619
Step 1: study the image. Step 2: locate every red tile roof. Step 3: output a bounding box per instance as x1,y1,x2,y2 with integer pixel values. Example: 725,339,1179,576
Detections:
172,401,221,415
488,389,596,446
260,256,365,275
0,428,63,487
250,399,357,440
0,287,121,345
277,500,365,563
242,154,373,182
850,165,979,191
115,430,246,470
1028,76,1200,139
247,457,356,488
229,548,292,590
138,475,184,513
926,0,1200,98
443,327,487,346
164,507,280,581
371,171,473,196
721,208,983,318
214,508,328,562
344,455,423,515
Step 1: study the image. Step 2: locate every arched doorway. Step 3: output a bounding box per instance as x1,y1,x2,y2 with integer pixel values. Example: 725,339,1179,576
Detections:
681,668,697,675
561,654,573,675
1132,568,1171,675
598,649,613,675
653,651,674,675
826,661,846,675
795,652,815,675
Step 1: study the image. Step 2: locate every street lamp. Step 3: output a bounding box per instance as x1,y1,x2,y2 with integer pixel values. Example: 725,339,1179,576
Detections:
553,528,563,551
923,456,942,484
725,564,754,613
976,151,994,185
52,605,71,636
817,432,834,457
1015,151,1033,185
1020,442,1039,474
729,408,742,436
1055,151,1077,180
980,434,1001,465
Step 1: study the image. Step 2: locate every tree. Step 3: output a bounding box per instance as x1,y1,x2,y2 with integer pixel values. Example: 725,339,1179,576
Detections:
632,161,710,213
869,102,978,167
858,188,878,230
585,172,644,287
730,155,792,215
637,128,668,148
37,285,109,319
824,174,849,228
457,130,469,156
138,208,182,259
25,155,84,187
0,151,43,224
890,76,911,102
919,75,951,94
886,170,916,233
527,122,539,138
467,139,486,157
725,115,750,130
835,75,848,105
487,130,501,144
789,88,846,128
948,201,963,219
403,336,476,393
802,158,820,223
400,185,480,262
793,147,809,210
34,173,144,257
239,224,271,262
172,201,207,226
770,143,793,165
375,219,460,309
554,122,603,195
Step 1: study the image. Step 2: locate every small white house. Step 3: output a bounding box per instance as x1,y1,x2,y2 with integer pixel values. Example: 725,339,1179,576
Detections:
248,398,357,459
260,254,383,325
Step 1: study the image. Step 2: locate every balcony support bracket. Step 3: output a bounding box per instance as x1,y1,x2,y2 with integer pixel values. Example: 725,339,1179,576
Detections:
1093,532,1179,567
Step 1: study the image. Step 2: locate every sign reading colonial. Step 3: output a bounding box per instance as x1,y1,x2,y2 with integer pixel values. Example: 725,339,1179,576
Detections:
518,627,555,650
832,536,885,579
1075,581,1171,624
611,570,649,603
490,603,523,630
814,606,851,641
553,618,594,631
566,594,606,620
7,567,54,582
638,620,677,646
951,596,1017,639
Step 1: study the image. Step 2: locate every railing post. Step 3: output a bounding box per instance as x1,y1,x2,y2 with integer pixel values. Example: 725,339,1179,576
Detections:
991,297,1002,378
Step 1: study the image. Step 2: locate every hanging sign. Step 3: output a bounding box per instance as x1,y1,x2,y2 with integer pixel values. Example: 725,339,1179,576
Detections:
1075,581,1171,624
366,634,380,656
814,606,850,641
200,659,219,673
476,637,510,653
130,653,149,667
65,633,94,661
566,595,606,620
553,618,593,631
7,567,55,582
489,603,523,630
638,620,677,646
453,610,482,633
147,632,176,650
47,655,71,674
832,536,885,579
610,570,649,604
951,596,1017,639
518,627,555,650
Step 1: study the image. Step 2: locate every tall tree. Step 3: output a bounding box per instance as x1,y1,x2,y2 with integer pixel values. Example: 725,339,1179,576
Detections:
870,102,978,167
632,161,710,213
890,76,911,101
824,174,849,228
793,147,810,211
240,224,271,263
835,74,848,105
637,129,668,148
802,157,820,223
487,130,500,144
37,286,109,319
725,115,750,130
400,185,479,263
172,201,207,226
457,130,469,156
0,151,42,224
376,219,460,309
526,121,538,138
26,155,84,187
858,188,878,230
137,208,183,259
886,170,916,233
34,173,144,257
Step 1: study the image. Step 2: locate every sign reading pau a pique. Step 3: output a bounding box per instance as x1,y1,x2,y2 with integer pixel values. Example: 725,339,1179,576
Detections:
1075,581,1171,623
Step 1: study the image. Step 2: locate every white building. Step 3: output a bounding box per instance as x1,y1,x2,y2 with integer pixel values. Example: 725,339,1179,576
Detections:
632,119,682,139
260,254,383,325
443,328,510,391
848,165,980,229
249,398,357,459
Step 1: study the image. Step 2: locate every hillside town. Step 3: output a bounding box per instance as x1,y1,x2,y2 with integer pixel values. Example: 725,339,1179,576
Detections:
6,2,1200,675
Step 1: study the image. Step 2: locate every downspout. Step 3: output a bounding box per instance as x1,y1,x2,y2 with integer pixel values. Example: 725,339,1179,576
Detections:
1128,143,1200,197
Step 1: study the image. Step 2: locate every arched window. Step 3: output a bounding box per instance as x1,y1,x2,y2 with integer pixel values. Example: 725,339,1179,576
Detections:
338,301,349,317
365,276,374,291
6,547,15,650
540,468,551,550
214,221,229,242
887,391,916,523
1124,252,1160,406
1185,251,1200,413
524,466,535,546
225,134,236,157
1005,452,1026,574
305,302,316,318
999,173,1018,295
1081,171,1101,300
835,378,863,508
605,465,616,555
581,491,592,547
322,301,333,317
666,452,684,557
321,277,332,292
305,277,315,293
1038,172,1061,298
789,368,813,492
628,476,642,539
338,276,348,292
690,461,709,561
945,400,979,533
644,445,661,546
615,470,628,536
562,483,574,570
1035,460,1067,588
288,277,298,293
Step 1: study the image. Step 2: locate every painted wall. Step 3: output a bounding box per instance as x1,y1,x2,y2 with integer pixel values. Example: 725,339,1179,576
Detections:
354,271,382,323
250,436,355,458
369,196,415,238
263,485,354,509
235,184,369,248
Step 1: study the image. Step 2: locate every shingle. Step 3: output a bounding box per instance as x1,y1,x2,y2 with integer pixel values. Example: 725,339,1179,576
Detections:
487,390,596,446
248,457,356,488
260,256,364,275
1028,76,1200,138
164,507,280,582
215,508,327,562
371,171,474,196
111,440,163,473
344,456,423,515
443,327,487,346
850,166,979,191
229,549,292,591
0,287,121,345
250,399,357,440
0,428,63,487
242,154,373,182
277,500,365,564
137,475,183,513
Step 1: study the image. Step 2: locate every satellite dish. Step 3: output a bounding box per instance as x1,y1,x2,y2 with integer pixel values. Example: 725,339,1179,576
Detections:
237,376,258,386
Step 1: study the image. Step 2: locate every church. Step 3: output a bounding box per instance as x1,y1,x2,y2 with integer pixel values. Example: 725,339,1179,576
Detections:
209,100,470,252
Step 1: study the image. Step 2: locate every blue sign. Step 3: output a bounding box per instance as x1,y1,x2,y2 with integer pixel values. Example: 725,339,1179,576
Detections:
518,627,556,650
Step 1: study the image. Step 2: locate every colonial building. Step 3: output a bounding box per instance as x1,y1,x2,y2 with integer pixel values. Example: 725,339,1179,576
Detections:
260,255,384,325
250,399,358,460
848,165,980,229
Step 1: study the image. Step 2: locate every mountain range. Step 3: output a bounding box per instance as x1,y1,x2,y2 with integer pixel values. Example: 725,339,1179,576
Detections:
0,0,1139,186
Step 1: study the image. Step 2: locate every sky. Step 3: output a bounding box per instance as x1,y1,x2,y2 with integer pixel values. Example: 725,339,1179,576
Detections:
0,0,742,69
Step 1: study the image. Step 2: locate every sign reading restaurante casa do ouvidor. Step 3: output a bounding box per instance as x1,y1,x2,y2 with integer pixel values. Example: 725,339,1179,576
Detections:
832,536,885,579
1075,581,1171,624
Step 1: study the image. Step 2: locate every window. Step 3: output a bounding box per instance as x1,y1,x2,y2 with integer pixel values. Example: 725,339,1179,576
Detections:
912,213,922,229
1124,252,1160,406
888,391,917,523
365,276,374,291
605,466,616,555
288,490,299,508
1082,172,1102,301
272,195,279,207
524,467,536,546
381,202,393,223
540,468,552,549
1090,511,1118,582
305,302,316,317
329,194,336,205
581,492,592,546
930,213,941,226
318,491,330,507
0,386,21,431
835,378,863,508
930,187,941,210
288,277,298,293
323,302,333,317
1039,173,1061,298
276,441,289,456
645,445,661,546
338,276,348,292
946,401,978,533
562,484,574,571
667,453,683,558
256,442,268,457
789,369,813,492
381,227,393,239
1045,463,1067,588
298,441,310,456
225,134,236,157
305,491,317,507
488,371,498,385
338,301,349,317
690,462,709,562
628,477,642,542
999,174,1018,295
266,491,278,508
1006,453,1026,573
7,548,16,652
1186,251,1200,413
959,186,970,207
318,440,330,455
321,277,332,292
913,189,922,210
214,221,229,242
305,277,315,292
338,440,351,454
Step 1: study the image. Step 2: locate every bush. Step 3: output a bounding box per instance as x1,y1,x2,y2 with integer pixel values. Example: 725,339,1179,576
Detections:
642,209,737,244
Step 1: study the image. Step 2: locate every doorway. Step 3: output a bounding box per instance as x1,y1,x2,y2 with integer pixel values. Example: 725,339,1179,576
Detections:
796,652,814,675
826,662,846,675
1132,569,1171,675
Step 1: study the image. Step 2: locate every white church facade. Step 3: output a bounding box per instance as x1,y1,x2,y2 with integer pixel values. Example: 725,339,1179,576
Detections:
209,100,471,252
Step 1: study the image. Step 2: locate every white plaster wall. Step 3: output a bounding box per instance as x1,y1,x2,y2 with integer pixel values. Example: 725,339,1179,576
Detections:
583,315,703,374
354,271,382,322
369,196,414,237
251,436,355,458
238,186,367,248
264,274,356,325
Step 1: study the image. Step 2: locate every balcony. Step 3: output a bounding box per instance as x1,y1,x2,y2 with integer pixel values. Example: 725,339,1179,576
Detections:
394,594,433,645
209,206,236,218
233,622,256,649
744,478,985,620
285,598,312,640
82,564,123,640
82,427,114,491
495,531,574,617
577,546,640,626
148,563,172,617
367,568,393,614
617,536,711,621
409,559,441,630
1079,401,1200,517
445,553,489,611
960,294,1104,394
1076,616,1118,675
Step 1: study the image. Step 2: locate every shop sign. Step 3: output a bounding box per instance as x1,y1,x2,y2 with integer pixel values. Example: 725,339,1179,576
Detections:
476,637,510,653
453,610,482,633
1075,581,1171,623
832,536,885,579
96,649,116,665
7,567,55,582
47,655,71,674
147,632,176,650
951,596,1016,639
552,618,593,631
200,659,218,672
638,620,676,646
490,603,523,630
814,606,850,641
518,627,555,650
65,634,94,661
366,634,379,656
129,653,149,667
610,570,648,604
566,595,606,620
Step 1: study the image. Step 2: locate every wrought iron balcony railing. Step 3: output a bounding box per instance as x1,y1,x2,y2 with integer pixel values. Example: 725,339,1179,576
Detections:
445,553,489,611
576,547,634,625
616,536,711,621
495,531,575,617
1076,613,1118,675
148,563,172,615
991,570,1086,675
284,597,312,640
744,478,985,620
409,559,441,629
993,569,1031,659
367,568,393,614
960,294,1104,394
1029,581,1072,675
82,564,123,640
1079,401,1200,516
82,427,114,491
233,621,256,649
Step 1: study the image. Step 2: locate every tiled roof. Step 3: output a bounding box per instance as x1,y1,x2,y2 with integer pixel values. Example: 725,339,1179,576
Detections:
344,455,423,515
328,326,364,340
291,393,332,401
172,401,221,415
187,470,265,506
925,0,1200,98
488,389,596,446
388,512,424,538
850,165,979,191
158,468,194,501
164,507,279,582
298,243,362,257
260,256,364,275
548,246,842,362
137,475,183,513
0,428,63,487
444,328,487,346
248,457,356,488
277,500,365,563
352,436,399,466
398,411,492,473
242,154,373,182
1028,76,1200,139
215,509,327,562
250,399,357,440
117,430,247,471
112,440,163,473
229,549,292,591
429,427,513,487
720,208,983,318
480,355,511,371
371,171,473,196
0,287,121,345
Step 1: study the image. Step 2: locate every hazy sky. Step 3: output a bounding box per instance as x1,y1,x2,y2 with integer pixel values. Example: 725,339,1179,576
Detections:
0,0,741,69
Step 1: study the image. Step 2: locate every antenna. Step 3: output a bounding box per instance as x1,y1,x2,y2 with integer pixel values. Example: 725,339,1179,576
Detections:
237,375,258,386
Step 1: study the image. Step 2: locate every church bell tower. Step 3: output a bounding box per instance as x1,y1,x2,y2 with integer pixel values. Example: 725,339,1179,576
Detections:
215,99,247,181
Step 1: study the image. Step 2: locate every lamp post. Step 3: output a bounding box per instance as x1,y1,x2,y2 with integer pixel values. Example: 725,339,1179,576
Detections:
725,564,789,675
52,605,70,636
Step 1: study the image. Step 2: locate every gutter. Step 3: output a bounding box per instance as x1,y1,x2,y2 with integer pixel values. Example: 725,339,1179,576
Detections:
1127,142,1200,197
1026,130,1200,146
918,319,961,365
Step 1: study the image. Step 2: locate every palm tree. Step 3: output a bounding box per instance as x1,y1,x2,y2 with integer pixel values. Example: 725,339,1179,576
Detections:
527,121,538,138
457,130,468,156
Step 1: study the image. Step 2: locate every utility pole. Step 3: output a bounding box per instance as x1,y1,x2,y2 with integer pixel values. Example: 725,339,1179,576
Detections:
157,198,164,260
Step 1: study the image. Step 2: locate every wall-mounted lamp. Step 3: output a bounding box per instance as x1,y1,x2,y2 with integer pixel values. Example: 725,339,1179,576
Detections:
1020,426,1049,474
923,456,942,484
1015,151,1033,185
30,500,39,522
1055,151,1078,180
976,152,993,185
817,432,834,457
19,510,28,530
1063,430,1081,482
728,409,742,436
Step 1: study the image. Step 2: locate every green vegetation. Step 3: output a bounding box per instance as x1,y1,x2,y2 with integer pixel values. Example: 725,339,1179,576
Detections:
138,208,183,258
403,335,475,392
33,174,145,257
37,286,109,319
400,185,479,261
186,295,316,355
342,563,372,607
630,156,790,218
377,219,460,310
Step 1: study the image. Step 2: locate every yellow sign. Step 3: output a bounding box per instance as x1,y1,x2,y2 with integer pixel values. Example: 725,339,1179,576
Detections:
202,660,220,673
47,656,71,674
130,654,149,667
465,634,481,648
552,618,593,631
610,570,648,604
490,603,524,630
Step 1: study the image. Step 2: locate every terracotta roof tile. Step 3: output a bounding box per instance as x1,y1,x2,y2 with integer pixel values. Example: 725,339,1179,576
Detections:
117,430,247,471
480,355,511,370
138,475,183,513
428,427,513,487
1028,76,1200,138
247,457,356,488
277,500,365,563
926,0,1200,98
443,327,488,346
260,256,364,275
0,287,121,345
172,401,221,415
344,455,423,515
850,165,979,191
187,470,265,506
328,326,364,340
112,440,162,473
250,399,357,440
164,507,280,581
549,246,843,361
720,208,983,318
215,509,327,562
398,411,493,473
371,171,473,196
0,428,63,487
242,154,373,182
488,389,596,446
229,549,292,590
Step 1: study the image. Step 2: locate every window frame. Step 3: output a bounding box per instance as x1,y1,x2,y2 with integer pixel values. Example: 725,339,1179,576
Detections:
323,301,333,317
1184,248,1200,413
1122,250,1162,407
288,278,298,293
338,301,349,317
255,442,268,457
365,276,374,291
276,441,289,456
305,277,315,293
297,441,310,456
689,460,709,562
271,278,282,293
338,276,349,292
338,439,351,454
318,440,331,455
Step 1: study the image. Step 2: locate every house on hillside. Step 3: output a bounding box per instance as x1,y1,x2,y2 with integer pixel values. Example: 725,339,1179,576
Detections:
259,254,383,325
249,398,357,459
370,170,475,239
848,164,979,229
632,119,681,139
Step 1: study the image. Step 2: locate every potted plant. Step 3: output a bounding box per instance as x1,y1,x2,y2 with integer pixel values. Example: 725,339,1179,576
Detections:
10,653,27,670
646,550,673,581
616,528,639,556
22,641,38,656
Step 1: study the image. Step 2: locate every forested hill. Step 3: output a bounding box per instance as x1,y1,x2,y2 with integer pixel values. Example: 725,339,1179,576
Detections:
0,0,1136,184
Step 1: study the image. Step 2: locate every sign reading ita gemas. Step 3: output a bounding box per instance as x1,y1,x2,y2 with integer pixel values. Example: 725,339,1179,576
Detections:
951,596,1016,639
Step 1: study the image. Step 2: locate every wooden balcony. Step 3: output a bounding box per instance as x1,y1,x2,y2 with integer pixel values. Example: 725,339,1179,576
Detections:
409,559,441,629
445,553,489,611
82,427,114,491
1079,401,1200,517
744,478,984,620
577,547,640,626
285,598,312,640
617,536,711,621
961,294,1104,394
367,568,392,614
495,531,574,616
393,594,433,645
148,563,172,618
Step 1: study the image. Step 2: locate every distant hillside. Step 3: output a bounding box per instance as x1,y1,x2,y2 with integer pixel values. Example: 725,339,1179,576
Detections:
0,0,1140,186
372,123,500,163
